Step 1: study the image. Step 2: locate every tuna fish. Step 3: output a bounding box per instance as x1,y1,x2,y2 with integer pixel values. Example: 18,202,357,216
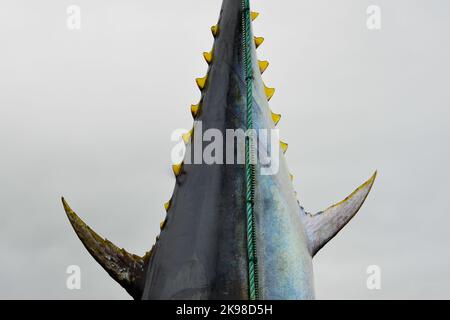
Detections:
62,0,376,300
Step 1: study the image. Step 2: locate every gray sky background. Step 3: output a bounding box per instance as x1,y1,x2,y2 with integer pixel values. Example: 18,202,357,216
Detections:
0,0,449,299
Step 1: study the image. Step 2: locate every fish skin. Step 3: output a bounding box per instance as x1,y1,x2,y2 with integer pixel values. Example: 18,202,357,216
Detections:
142,0,250,299
142,0,314,300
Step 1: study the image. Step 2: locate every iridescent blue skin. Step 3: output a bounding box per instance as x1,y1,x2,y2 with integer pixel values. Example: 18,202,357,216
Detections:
251,23,314,300
141,0,314,300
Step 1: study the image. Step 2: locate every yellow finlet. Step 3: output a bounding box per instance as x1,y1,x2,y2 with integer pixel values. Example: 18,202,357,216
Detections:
211,25,219,37
264,85,275,101
259,60,269,74
182,129,193,144
251,12,259,21
280,141,289,154
290,174,294,182
160,219,167,230
196,76,208,90
203,51,213,65
164,200,171,212
254,36,264,48
271,112,281,126
191,104,200,118
172,163,183,176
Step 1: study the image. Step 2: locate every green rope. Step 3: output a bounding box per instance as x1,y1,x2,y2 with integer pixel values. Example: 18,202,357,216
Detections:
242,0,259,300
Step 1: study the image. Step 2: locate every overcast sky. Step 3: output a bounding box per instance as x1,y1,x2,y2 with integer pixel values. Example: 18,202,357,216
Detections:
0,0,449,299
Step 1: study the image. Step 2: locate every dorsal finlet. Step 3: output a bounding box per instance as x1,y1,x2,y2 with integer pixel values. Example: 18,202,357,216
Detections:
264,84,276,101
191,104,200,118
211,24,219,37
271,112,281,125
259,60,269,74
254,36,264,48
280,141,289,153
164,200,171,212
160,218,168,230
196,76,208,90
172,163,183,176
182,129,193,144
203,51,213,65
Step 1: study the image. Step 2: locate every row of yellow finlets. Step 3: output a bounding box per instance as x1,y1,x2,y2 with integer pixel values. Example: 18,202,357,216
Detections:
160,11,294,231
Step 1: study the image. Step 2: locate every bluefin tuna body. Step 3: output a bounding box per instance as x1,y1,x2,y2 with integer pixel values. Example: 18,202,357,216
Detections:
62,0,376,300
